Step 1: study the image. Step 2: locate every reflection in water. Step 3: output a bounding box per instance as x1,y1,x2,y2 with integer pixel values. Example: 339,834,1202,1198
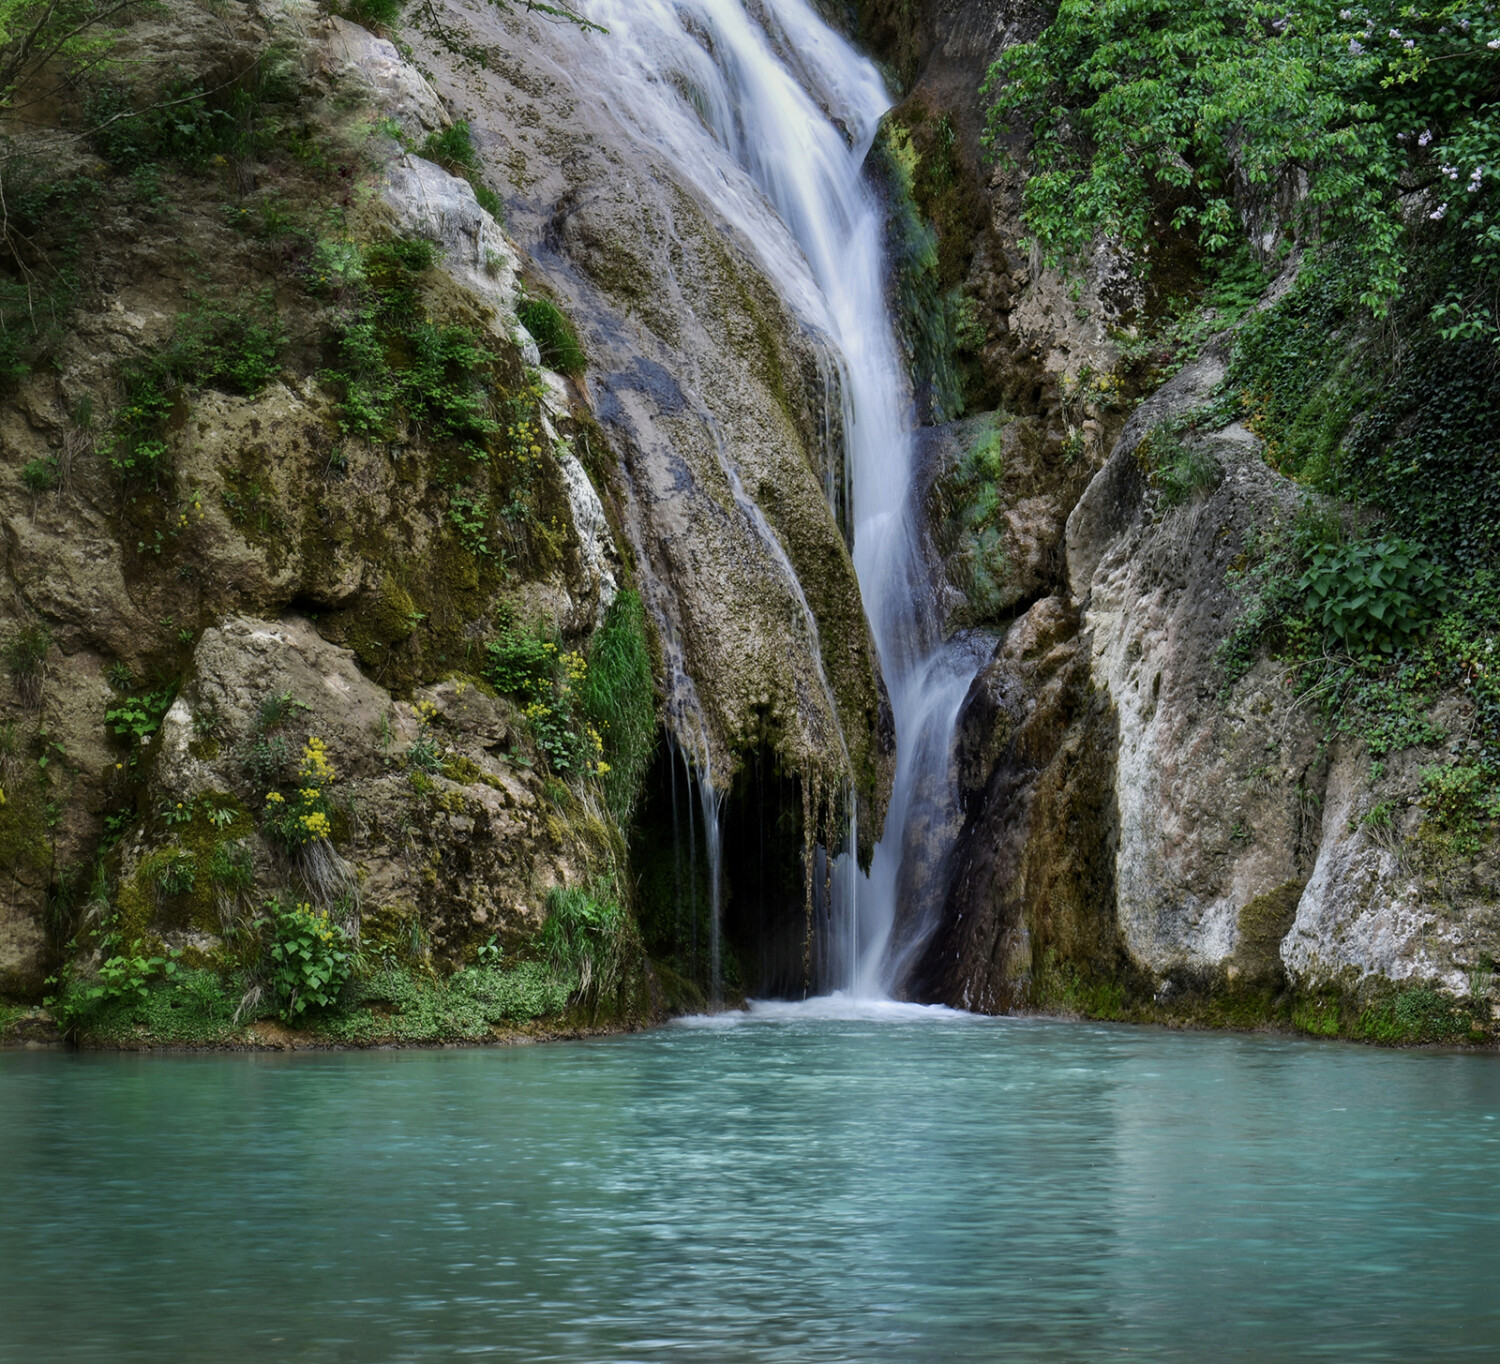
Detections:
4,1021,1500,1361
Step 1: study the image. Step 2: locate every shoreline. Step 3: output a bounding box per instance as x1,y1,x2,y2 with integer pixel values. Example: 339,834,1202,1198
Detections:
5,1002,1497,1054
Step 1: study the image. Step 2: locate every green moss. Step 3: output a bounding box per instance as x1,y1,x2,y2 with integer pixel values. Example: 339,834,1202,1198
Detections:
440,754,483,785
0,781,50,880
870,108,987,422
111,796,253,940
1233,880,1303,983
927,416,1023,626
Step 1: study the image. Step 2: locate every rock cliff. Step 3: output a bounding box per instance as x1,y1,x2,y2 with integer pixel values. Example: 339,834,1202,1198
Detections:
863,0,1499,1043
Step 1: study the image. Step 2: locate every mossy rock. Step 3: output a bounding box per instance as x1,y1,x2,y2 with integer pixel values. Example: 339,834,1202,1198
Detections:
1233,880,1303,984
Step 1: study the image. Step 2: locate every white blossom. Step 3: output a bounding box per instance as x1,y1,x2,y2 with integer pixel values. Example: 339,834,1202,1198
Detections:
1430,205,1447,220
1418,130,1432,147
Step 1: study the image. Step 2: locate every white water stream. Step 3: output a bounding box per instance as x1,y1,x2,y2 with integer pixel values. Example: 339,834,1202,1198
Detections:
579,0,984,997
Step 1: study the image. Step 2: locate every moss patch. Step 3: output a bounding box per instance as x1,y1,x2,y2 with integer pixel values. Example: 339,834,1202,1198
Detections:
1234,880,1303,983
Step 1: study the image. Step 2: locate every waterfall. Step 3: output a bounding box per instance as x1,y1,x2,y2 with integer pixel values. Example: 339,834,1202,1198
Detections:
578,0,983,998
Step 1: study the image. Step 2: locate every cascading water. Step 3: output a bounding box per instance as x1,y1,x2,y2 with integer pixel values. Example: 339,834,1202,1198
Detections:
579,0,984,998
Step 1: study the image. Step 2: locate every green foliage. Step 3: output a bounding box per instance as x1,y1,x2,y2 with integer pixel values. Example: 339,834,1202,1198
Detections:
872,120,967,421
104,687,174,748
1354,986,1479,1044
486,622,605,777
517,298,586,375
154,848,197,898
264,898,353,1019
1419,763,1500,853
420,120,482,176
935,421,1015,620
322,960,574,1042
86,47,303,172
208,839,255,894
0,0,126,109
3,621,50,678
447,489,498,559
417,118,506,219
107,292,286,481
988,0,1500,344
1299,538,1450,655
1337,332,1500,562
1221,246,1500,564
314,236,504,456
51,942,182,1022
579,589,657,820
1139,427,1221,509
1220,509,1497,796
20,456,58,492
328,0,409,28
0,166,97,381
486,620,557,696
540,883,633,1008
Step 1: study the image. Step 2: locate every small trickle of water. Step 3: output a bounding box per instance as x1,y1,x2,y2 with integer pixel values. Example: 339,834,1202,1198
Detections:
581,0,985,997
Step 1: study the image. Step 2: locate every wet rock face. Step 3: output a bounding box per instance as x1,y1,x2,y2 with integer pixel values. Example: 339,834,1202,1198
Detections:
1075,411,1329,981
405,8,894,847
908,594,1124,1011
928,343,1500,1015
916,413,1098,634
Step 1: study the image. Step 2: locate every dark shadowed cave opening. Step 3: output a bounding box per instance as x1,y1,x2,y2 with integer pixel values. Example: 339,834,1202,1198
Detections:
631,737,839,1003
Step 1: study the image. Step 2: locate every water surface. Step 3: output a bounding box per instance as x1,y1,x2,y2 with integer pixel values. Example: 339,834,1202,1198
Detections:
4,1006,1499,1361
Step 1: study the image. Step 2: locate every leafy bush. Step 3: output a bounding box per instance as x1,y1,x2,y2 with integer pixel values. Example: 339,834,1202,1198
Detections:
316,236,503,456
104,687,175,748
1298,538,1449,656
487,621,557,696
579,590,657,819
988,0,1500,342
517,298,586,375
486,621,605,776
86,47,302,171
265,899,353,1019
53,942,182,1021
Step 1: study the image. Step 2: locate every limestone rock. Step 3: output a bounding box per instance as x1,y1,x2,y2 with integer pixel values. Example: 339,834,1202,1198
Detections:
316,15,451,137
